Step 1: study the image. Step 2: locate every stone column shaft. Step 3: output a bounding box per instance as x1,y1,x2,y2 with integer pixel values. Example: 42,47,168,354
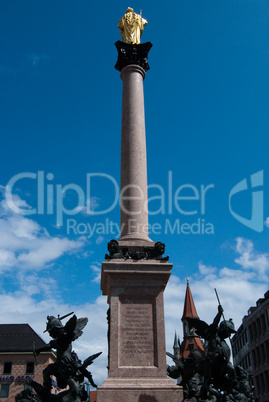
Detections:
119,65,150,242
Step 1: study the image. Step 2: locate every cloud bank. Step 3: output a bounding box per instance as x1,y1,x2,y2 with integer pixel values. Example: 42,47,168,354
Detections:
0,192,268,385
0,194,85,272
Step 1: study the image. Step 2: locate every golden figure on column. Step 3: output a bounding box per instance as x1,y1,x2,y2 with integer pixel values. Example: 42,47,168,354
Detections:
117,7,147,44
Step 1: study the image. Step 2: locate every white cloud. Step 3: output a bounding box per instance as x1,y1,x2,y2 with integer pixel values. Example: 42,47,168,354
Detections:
0,249,16,267
73,197,100,216
265,217,269,228
235,237,253,255
15,272,59,296
198,261,217,275
90,263,101,283
17,237,84,268
96,236,104,245
0,195,85,271
86,197,100,215
234,237,269,278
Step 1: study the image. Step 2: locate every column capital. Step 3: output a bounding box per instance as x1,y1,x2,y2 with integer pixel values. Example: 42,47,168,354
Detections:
114,40,153,72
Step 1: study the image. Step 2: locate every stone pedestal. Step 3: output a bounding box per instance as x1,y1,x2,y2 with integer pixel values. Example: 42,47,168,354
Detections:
97,260,183,402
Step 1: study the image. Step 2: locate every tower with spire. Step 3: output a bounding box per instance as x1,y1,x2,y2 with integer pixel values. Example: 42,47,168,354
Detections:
180,279,205,358
173,330,180,360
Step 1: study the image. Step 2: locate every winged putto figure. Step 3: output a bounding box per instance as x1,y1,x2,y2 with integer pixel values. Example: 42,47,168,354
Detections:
28,313,101,402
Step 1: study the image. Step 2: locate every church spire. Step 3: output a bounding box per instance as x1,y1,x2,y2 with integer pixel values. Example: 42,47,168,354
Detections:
180,279,205,358
173,330,180,349
181,278,199,321
173,330,180,360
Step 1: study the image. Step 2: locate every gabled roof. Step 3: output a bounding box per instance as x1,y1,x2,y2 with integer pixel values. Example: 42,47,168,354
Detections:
181,279,199,321
180,337,205,358
0,324,47,352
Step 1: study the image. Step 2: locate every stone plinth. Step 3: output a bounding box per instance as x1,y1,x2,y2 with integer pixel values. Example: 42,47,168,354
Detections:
97,260,183,402
97,379,182,402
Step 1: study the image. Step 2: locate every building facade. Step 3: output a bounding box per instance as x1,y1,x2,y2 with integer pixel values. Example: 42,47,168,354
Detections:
231,291,269,402
0,324,56,401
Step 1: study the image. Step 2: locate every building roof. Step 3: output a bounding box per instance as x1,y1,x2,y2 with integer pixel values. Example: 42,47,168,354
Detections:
246,291,269,317
0,324,47,352
181,337,205,358
181,279,199,321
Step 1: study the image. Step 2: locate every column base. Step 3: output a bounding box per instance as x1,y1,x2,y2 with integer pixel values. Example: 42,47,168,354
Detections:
96,378,183,402
117,237,154,247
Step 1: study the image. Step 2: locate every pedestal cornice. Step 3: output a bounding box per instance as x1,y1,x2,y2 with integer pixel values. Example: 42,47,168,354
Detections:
101,260,172,297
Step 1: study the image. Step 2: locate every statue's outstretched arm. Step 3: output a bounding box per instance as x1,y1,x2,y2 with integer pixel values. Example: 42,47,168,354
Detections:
212,305,223,328
35,339,58,355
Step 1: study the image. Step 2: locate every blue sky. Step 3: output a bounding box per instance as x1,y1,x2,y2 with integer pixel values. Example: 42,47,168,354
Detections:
0,0,269,384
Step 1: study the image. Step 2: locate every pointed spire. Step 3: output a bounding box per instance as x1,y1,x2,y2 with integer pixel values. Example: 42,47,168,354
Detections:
173,330,180,349
180,279,205,358
181,278,199,321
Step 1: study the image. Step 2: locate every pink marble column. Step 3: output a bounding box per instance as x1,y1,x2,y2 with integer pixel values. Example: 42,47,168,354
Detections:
97,41,183,402
119,64,151,243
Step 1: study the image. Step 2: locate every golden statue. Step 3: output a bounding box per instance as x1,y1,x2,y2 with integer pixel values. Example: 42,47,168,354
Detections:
118,7,148,45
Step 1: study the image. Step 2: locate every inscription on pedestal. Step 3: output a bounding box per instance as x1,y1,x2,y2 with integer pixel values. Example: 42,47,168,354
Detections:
119,297,156,367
